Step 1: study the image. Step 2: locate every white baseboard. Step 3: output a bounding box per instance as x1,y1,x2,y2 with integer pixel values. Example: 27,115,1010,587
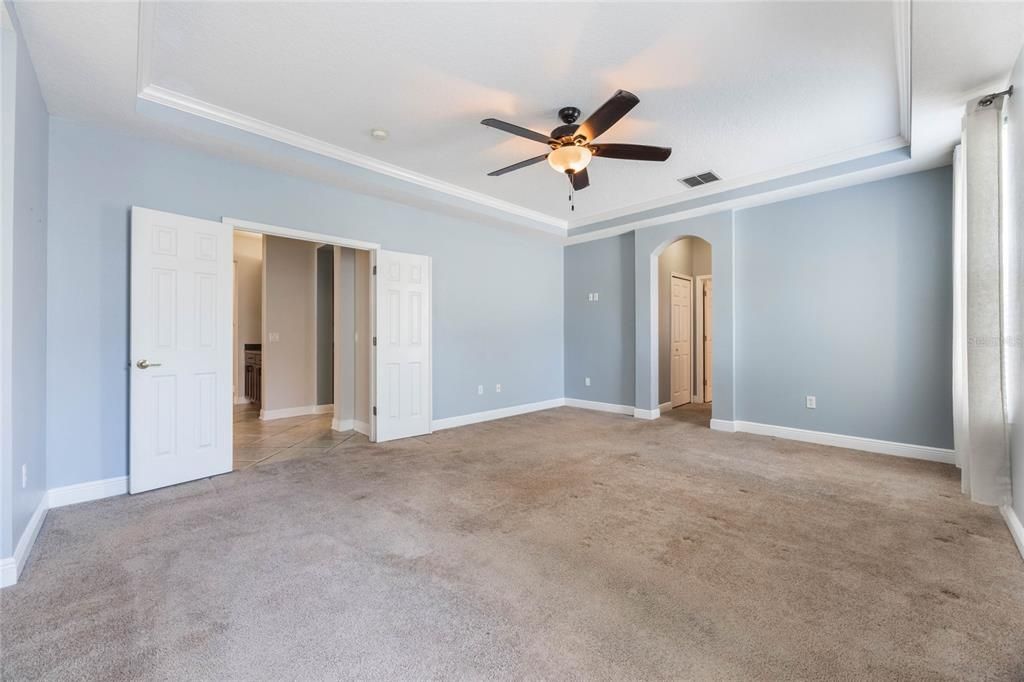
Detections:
47,476,128,509
564,398,633,415
332,417,354,432
260,404,333,420
659,401,672,412
354,420,370,436
633,407,660,420
432,398,565,431
712,420,955,464
710,418,736,432
233,396,250,405
1001,506,1024,562
0,494,48,588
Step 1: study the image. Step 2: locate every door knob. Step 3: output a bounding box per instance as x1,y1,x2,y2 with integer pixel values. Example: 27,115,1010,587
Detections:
136,359,162,369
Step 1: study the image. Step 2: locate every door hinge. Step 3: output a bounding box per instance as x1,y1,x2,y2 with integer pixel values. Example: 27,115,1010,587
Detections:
372,265,377,275
373,406,377,416
372,336,377,346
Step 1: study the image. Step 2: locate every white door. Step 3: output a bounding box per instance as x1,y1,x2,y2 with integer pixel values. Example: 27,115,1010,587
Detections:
375,250,431,442
130,207,233,493
703,279,713,403
670,274,692,408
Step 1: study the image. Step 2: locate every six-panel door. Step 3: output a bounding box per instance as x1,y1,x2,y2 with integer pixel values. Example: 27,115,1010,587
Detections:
130,207,233,493
375,250,432,441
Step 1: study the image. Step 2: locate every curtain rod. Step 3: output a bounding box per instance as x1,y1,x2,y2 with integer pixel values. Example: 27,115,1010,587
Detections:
979,85,1013,108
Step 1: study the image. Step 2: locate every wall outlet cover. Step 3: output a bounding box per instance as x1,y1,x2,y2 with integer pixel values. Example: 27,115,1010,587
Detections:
585,377,591,386
496,384,501,393
477,385,484,395
806,395,817,409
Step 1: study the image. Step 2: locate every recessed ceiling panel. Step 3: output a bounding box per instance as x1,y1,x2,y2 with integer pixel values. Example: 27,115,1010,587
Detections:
145,2,901,222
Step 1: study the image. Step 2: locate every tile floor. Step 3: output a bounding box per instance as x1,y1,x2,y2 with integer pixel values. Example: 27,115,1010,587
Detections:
232,403,362,470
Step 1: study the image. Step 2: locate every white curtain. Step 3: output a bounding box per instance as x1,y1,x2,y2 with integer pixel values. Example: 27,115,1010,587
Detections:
954,92,1016,505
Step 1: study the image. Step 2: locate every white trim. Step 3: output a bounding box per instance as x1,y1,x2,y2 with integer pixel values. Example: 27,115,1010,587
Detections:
709,419,736,433
259,404,332,421
332,417,355,432
892,0,913,145
694,274,712,403
567,136,908,232
713,420,955,464
565,398,633,415
47,476,128,509
564,152,948,247
432,398,565,431
334,418,370,435
0,494,46,588
139,86,567,234
224,217,381,252
234,396,250,405
633,407,660,420
659,401,672,412
0,17,14,590
1000,505,1024,562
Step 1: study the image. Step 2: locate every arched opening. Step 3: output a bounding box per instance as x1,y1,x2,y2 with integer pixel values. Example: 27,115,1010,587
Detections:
656,236,712,427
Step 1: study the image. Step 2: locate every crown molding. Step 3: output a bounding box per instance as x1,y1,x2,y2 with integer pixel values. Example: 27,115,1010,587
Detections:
565,151,948,246
893,0,913,145
138,85,568,234
567,135,908,232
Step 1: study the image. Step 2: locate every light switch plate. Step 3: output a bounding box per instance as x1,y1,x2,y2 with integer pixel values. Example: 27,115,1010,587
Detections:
806,395,816,409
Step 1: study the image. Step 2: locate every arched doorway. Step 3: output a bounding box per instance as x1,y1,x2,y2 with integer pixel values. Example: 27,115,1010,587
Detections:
657,236,712,426
631,211,734,430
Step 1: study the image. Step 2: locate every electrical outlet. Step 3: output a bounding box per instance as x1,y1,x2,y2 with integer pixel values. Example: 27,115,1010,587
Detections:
593,292,599,301
585,377,591,387
21,464,27,489
268,332,280,343
806,395,816,409
588,293,594,302
477,385,484,395
495,384,501,393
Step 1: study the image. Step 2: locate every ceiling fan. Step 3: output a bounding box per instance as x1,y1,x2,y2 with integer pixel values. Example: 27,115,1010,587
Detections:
481,89,672,194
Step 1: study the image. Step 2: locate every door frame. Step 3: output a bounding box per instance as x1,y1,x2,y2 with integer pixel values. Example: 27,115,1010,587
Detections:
694,274,712,403
669,272,693,408
221,217,381,439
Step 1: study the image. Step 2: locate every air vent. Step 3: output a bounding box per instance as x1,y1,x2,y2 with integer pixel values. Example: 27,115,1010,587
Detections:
679,170,721,188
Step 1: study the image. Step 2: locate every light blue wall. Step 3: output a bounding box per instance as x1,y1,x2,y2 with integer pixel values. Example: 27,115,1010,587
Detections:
46,118,564,488
564,232,635,405
735,167,953,448
1009,45,1024,521
562,212,736,421
2,4,48,558
562,168,953,449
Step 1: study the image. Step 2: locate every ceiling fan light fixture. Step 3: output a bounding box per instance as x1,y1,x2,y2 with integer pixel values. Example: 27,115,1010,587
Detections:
547,144,592,174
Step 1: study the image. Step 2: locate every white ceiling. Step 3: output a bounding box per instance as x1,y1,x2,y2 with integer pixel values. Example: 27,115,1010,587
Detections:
13,2,1024,230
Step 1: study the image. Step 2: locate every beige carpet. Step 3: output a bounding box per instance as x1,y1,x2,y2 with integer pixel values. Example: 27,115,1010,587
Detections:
2,405,1023,680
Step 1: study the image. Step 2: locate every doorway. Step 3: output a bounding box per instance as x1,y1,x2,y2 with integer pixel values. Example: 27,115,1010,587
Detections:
231,232,368,472
128,208,433,494
657,236,712,421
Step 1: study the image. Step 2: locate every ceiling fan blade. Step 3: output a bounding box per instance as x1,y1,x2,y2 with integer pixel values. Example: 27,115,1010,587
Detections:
487,153,550,176
571,168,590,191
576,90,640,142
481,118,553,145
591,143,672,162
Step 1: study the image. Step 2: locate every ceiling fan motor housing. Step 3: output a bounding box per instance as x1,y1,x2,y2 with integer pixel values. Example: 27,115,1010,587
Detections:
551,106,583,141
